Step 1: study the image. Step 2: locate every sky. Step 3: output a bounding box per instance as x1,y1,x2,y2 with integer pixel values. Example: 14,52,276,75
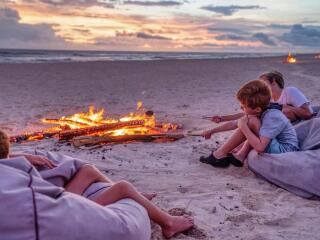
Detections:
0,0,319,52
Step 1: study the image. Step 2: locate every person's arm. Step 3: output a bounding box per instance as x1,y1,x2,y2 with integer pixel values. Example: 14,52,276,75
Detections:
10,153,56,168
284,87,313,120
238,117,270,153
202,121,237,139
283,103,313,120
211,112,244,123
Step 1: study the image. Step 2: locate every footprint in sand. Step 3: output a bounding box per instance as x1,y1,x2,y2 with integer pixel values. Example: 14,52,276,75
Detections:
241,194,263,211
225,213,255,223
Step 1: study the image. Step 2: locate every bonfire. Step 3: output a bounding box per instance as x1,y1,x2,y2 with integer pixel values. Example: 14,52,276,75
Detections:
285,52,297,63
10,102,184,147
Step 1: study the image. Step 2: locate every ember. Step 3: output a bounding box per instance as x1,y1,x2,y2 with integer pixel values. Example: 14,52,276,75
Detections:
285,52,297,63
10,102,183,146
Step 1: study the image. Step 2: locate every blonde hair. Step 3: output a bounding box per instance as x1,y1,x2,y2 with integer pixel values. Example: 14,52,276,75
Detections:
0,130,10,159
236,80,271,110
259,71,285,89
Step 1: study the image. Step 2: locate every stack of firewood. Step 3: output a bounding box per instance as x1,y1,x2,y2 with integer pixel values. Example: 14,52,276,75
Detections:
10,120,184,147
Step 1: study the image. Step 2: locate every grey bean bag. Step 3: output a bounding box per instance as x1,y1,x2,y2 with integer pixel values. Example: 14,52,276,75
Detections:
248,116,320,199
0,152,151,240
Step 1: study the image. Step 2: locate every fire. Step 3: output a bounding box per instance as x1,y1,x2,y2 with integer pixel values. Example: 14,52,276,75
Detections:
315,54,320,59
286,52,297,63
40,102,172,138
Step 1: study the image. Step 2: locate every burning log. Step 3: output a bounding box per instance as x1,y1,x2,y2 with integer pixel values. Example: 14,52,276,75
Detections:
72,133,185,147
42,118,92,128
10,131,59,143
59,120,145,141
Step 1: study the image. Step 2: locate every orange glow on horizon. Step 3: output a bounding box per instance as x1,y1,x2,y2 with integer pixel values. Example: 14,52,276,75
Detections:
5,1,281,51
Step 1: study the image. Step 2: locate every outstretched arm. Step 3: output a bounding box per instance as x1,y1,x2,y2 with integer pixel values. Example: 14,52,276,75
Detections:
211,112,244,123
202,121,237,139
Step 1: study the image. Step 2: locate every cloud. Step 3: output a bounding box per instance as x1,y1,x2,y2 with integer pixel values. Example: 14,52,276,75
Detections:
30,0,115,8
280,24,320,47
267,24,291,29
208,27,250,35
215,32,276,46
201,5,265,16
123,1,183,7
0,7,66,48
215,34,247,41
207,18,265,36
115,30,171,40
136,32,171,40
252,33,276,46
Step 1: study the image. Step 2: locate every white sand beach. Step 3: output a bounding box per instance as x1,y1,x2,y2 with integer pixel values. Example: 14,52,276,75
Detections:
1,55,320,240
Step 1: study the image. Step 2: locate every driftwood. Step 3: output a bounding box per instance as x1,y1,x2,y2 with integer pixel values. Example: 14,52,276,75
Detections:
10,131,59,143
10,120,145,143
72,133,185,147
59,120,145,141
42,118,91,128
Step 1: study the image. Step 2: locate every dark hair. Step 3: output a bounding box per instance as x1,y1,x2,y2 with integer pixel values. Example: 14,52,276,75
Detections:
0,130,9,159
259,71,285,89
236,80,271,110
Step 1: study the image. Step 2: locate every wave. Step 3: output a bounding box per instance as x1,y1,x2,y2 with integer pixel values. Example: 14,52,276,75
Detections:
0,49,285,64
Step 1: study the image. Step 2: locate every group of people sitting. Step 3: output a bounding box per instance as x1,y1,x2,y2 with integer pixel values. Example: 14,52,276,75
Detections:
200,71,314,168
0,70,317,239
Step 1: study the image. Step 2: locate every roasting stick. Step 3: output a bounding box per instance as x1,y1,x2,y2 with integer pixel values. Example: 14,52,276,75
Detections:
184,130,203,137
201,116,213,120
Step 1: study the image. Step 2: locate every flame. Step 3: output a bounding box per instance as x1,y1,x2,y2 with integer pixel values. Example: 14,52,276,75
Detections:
286,52,297,63
315,54,320,59
40,102,176,138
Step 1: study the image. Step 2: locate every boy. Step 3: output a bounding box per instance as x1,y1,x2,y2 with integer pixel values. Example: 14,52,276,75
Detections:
0,130,193,238
200,80,299,168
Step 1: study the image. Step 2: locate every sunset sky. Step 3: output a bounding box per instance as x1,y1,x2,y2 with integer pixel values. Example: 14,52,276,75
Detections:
0,0,319,52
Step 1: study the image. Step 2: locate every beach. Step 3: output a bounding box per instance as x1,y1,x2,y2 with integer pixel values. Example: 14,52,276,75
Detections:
1,55,320,240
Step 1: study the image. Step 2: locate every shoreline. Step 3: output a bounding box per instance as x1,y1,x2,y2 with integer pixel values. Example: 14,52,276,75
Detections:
0,53,317,65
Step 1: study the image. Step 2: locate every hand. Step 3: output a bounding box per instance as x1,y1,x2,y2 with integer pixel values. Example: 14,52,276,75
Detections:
201,130,214,139
211,115,223,123
24,154,57,169
237,116,249,129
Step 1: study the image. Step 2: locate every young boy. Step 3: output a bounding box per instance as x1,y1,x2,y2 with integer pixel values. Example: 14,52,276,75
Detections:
0,130,193,239
200,80,299,168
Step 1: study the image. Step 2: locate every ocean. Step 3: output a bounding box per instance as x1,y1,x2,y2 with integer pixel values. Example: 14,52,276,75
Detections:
0,49,285,63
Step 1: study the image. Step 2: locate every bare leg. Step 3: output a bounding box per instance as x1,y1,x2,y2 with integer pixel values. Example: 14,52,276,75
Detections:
141,192,157,200
65,164,113,195
233,116,261,161
65,165,156,200
213,128,246,158
91,180,194,239
233,140,252,161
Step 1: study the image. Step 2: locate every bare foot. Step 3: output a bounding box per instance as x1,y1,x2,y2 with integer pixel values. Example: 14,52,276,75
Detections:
162,215,194,239
141,192,157,200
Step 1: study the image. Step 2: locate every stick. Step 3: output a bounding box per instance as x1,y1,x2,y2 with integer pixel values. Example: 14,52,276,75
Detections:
201,116,212,120
59,120,145,140
72,133,184,147
10,131,59,143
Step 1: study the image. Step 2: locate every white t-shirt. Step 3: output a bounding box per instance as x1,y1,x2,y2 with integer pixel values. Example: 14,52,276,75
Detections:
276,86,313,113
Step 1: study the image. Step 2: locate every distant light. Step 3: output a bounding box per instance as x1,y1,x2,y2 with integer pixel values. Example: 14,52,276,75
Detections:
285,51,297,64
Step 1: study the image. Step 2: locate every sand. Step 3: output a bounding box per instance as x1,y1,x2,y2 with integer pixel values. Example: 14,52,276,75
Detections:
1,55,320,240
